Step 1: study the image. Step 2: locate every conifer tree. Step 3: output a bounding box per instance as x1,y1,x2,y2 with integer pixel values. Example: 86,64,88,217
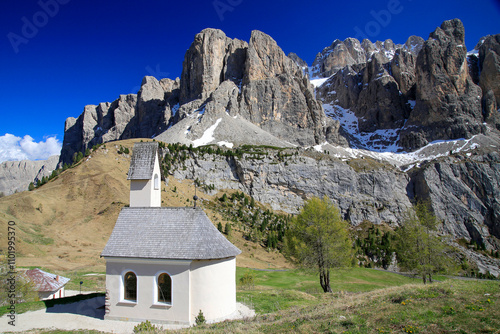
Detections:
395,201,456,283
224,223,232,237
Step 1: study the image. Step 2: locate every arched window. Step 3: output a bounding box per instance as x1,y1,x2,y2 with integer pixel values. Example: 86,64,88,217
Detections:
157,273,171,303
154,174,160,190
124,271,137,301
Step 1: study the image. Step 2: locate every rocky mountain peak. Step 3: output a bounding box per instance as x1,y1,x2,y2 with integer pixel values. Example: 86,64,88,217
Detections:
400,19,484,149
243,30,298,83
180,28,232,104
60,19,498,160
431,18,465,44
310,36,416,79
404,35,424,54
478,34,500,128
288,52,308,69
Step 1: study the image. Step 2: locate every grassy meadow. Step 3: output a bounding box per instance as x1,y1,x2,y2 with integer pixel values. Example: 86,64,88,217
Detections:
4,268,499,333
186,270,500,333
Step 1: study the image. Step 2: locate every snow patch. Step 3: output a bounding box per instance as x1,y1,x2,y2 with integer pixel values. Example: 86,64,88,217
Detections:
310,77,330,88
217,141,234,149
192,118,222,147
322,102,482,160
467,49,479,56
313,142,329,152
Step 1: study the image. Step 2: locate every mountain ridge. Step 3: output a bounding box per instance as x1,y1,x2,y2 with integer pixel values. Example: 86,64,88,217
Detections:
0,155,59,196
3,19,498,272
59,19,500,163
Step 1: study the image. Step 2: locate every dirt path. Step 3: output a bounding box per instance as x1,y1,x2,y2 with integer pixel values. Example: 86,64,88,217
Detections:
0,297,254,333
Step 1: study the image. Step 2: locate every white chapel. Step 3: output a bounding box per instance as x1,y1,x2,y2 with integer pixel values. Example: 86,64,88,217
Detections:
101,142,241,325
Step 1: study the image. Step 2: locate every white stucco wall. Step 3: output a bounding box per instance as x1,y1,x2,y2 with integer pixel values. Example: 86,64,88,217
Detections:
190,257,237,322
129,180,150,207
129,154,161,207
104,257,192,324
39,287,65,300
104,256,237,325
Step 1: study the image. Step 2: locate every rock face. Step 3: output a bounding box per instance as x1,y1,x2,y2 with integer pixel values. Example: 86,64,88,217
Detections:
355,52,410,132
171,150,413,224
478,34,500,130
313,20,495,152
311,36,423,79
60,77,179,164
61,28,348,165
0,155,59,195
168,147,500,254
315,34,421,145
239,31,332,146
61,20,498,161
48,20,500,273
179,29,247,104
400,19,484,150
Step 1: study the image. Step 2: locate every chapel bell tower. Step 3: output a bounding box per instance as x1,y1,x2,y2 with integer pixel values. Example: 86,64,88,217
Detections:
127,142,161,207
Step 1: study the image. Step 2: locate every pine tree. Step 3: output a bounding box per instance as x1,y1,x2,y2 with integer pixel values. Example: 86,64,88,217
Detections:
224,223,232,237
395,201,456,283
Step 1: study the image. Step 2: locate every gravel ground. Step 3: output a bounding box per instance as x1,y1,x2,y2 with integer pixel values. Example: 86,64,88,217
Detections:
0,296,255,333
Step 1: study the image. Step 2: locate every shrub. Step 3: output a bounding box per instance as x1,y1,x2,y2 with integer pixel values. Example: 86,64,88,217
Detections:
195,309,206,325
239,272,255,289
133,320,161,333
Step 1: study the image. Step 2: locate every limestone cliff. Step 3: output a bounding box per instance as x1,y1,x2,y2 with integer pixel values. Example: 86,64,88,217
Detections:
0,155,59,195
400,19,484,149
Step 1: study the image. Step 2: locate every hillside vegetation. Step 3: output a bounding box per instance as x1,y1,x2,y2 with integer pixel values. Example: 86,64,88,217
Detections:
0,139,292,272
183,278,500,334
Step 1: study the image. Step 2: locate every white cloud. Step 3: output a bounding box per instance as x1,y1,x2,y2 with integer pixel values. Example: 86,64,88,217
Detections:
0,134,62,163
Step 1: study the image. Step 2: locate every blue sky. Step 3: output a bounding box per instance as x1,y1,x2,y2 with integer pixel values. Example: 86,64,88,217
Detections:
1,0,499,162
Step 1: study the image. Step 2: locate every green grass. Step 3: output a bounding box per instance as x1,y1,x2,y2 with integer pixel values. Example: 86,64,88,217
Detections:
5,268,499,334
235,267,419,314
63,271,106,291
185,278,500,334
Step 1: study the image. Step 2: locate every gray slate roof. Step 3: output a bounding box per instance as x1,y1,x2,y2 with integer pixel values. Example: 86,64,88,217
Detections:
101,207,241,260
127,142,159,180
